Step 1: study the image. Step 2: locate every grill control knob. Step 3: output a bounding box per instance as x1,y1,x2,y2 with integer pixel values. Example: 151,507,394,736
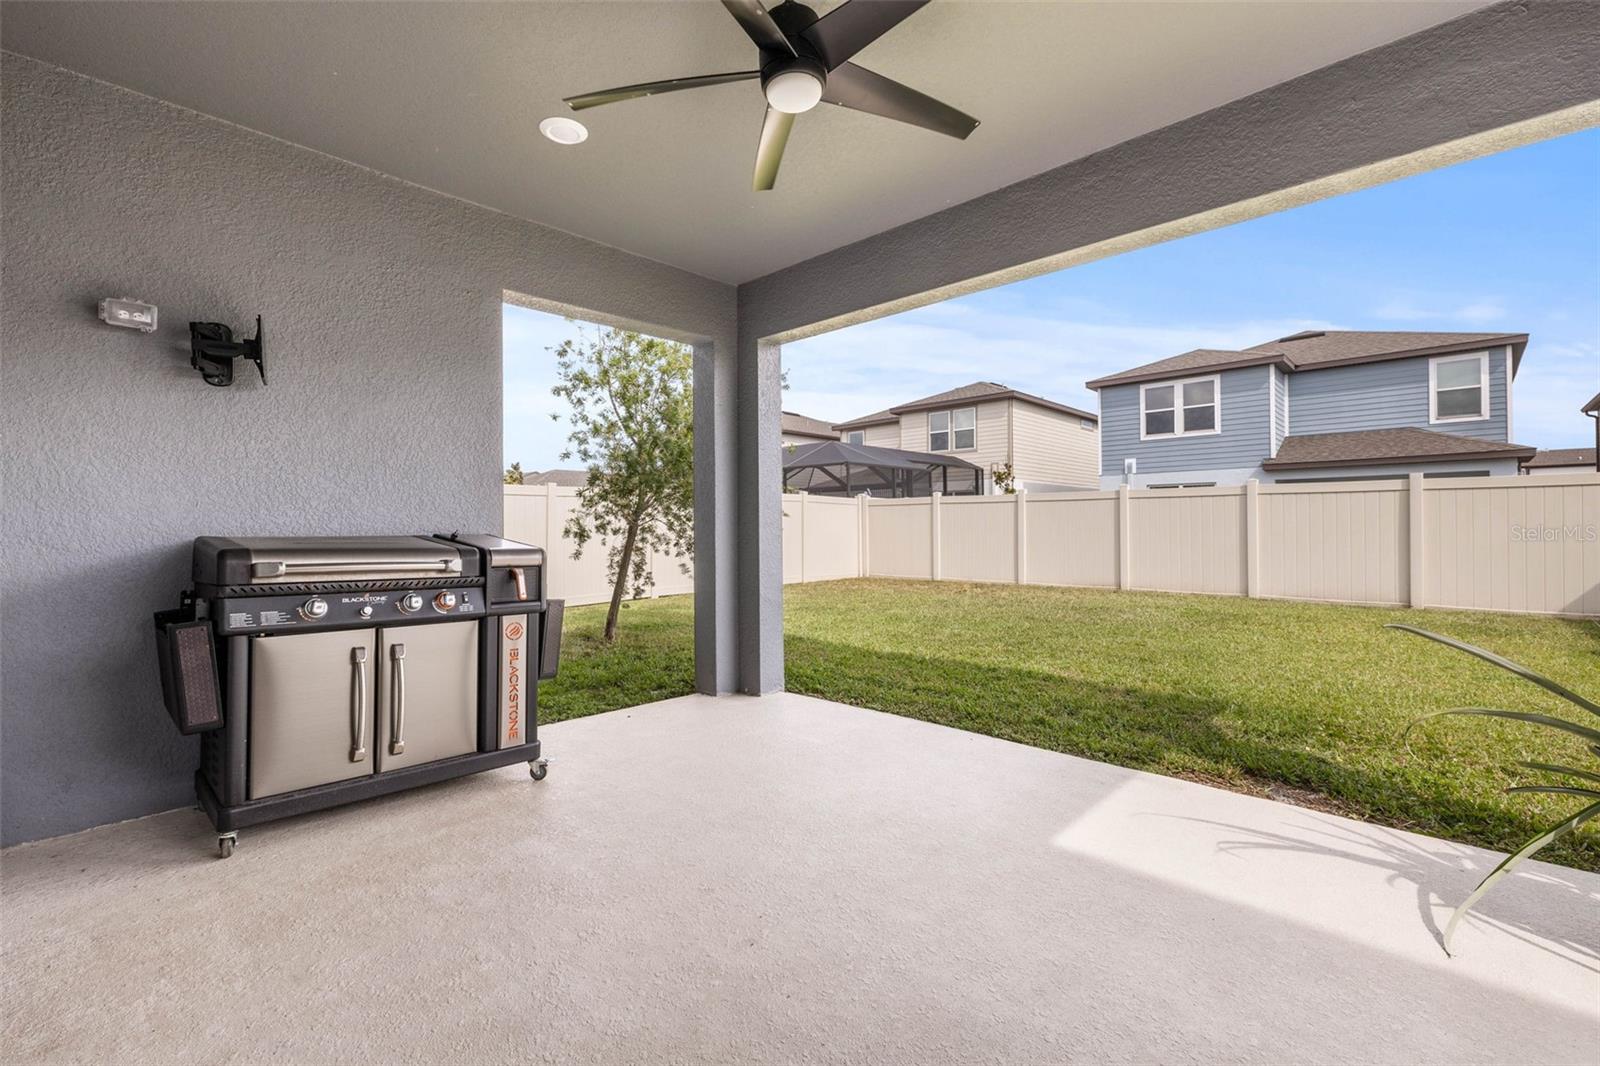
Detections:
300,597,329,621
433,590,459,613
398,593,424,613
358,605,374,619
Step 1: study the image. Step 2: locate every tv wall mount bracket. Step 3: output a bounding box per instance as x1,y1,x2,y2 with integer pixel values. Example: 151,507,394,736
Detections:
189,316,266,387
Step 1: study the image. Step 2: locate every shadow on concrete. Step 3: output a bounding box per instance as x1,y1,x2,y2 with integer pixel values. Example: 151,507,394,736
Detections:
1161,811,1600,972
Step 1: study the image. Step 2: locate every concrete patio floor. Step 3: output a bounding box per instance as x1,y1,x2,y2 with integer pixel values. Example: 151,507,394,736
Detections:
4,693,1597,1064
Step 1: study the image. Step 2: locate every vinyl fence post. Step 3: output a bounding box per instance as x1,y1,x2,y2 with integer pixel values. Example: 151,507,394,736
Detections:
857,492,869,578
1244,479,1260,598
1015,490,1027,584
797,491,807,584
930,491,943,581
1116,484,1132,590
1408,472,1426,608
544,481,558,552
544,481,559,598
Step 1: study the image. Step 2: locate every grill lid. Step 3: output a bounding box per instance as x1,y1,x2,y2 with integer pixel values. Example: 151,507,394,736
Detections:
193,536,477,587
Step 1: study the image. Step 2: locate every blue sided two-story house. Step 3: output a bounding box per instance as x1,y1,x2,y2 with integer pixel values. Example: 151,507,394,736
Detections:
1085,330,1538,488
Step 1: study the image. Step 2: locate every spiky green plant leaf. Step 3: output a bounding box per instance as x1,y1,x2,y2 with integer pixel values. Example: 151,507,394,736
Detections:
1392,626,1599,956
1408,708,1600,748
1442,800,1600,955
1517,761,1600,787
1385,624,1599,717
1504,785,1600,800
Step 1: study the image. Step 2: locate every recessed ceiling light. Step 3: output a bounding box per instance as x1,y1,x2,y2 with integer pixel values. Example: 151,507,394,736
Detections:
539,116,588,145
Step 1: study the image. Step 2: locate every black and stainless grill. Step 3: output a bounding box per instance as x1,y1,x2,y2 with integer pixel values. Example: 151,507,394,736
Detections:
154,533,562,857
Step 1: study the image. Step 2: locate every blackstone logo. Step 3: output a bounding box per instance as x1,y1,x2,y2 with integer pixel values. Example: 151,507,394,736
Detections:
1510,523,1598,543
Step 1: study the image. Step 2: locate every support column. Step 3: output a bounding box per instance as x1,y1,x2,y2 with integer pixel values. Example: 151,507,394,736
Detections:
692,340,738,694
735,335,784,693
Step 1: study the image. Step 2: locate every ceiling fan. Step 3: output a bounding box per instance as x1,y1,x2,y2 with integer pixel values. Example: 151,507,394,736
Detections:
564,0,979,191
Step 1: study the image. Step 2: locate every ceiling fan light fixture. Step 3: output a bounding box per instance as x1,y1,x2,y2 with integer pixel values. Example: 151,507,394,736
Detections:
559,0,979,190
764,69,824,114
539,116,589,145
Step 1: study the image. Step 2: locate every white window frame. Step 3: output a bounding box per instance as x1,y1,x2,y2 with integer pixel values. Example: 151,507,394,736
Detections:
1139,374,1222,441
1429,352,1490,424
845,430,864,445
928,407,977,452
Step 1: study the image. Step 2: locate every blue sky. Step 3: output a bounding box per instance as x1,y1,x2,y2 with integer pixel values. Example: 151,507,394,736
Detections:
505,128,1599,470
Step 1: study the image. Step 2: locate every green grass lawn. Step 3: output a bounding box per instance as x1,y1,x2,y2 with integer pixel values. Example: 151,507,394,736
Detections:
538,580,1600,869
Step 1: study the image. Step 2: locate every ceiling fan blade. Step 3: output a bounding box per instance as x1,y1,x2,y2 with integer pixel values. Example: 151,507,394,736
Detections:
820,62,978,140
803,0,928,70
565,70,759,111
721,0,797,56
752,106,795,191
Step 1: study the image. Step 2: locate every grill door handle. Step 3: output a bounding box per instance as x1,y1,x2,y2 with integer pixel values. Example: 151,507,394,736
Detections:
349,647,368,762
389,643,406,756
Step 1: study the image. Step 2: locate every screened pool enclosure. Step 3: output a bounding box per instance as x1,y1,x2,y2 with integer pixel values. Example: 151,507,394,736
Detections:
781,441,986,498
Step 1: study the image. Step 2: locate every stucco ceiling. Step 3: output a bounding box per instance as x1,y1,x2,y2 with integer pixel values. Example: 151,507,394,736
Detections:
1,1,1488,283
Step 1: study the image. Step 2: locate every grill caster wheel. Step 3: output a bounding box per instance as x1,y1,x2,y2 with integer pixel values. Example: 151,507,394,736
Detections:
217,833,237,859
529,760,548,781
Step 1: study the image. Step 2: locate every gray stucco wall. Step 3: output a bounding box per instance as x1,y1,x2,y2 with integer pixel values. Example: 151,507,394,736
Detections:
0,55,734,845
1098,367,1272,477
1285,347,1511,441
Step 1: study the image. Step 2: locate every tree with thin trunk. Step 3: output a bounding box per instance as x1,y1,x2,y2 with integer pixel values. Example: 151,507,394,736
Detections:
550,326,693,641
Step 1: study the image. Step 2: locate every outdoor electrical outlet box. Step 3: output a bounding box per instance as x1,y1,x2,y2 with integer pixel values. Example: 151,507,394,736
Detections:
99,297,158,333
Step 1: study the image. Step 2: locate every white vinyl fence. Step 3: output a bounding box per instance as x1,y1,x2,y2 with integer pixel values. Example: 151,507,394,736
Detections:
864,473,1600,617
504,483,695,607
509,473,1600,617
503,485,865,606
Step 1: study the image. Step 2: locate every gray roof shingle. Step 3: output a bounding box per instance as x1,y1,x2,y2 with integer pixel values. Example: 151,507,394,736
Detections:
1261,427,1536,470
523,468,590,487
1523,448,1597,469
1086,330,1528,390
781,411,837,439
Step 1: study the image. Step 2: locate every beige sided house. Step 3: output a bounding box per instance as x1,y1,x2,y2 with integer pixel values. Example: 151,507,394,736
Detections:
832,382,1099,493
